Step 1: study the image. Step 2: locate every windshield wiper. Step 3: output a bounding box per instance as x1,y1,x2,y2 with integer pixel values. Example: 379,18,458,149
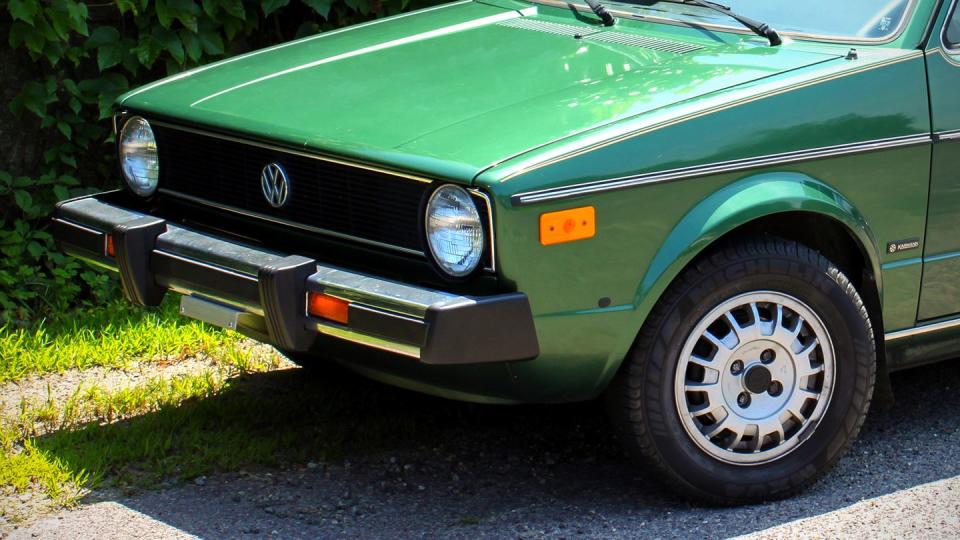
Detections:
584,0,616,26
680,0,782,46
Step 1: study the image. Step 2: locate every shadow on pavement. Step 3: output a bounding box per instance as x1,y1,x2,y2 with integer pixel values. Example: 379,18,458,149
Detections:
39,358,960,538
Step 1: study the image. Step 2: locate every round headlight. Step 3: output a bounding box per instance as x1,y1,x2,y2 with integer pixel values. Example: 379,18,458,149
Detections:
425,185,485,277
119,116,159,197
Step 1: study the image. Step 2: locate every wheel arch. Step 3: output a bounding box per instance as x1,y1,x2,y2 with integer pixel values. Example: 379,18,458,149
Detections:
633,172,881,315
598,172,887,395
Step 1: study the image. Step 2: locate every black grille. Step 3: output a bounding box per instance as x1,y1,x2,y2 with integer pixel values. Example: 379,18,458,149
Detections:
153,123,430,253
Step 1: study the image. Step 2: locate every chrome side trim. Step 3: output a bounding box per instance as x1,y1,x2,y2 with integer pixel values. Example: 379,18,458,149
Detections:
511,134,932,206
159,188,425,257
935,129,960,141
150,120,433,185
885,317,960,341
469,188,497,273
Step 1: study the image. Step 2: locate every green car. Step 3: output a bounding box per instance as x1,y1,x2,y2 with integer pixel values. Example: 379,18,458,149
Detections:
53,0,960,503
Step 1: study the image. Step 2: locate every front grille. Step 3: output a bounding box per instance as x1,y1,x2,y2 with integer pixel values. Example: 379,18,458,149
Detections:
152,122,430,254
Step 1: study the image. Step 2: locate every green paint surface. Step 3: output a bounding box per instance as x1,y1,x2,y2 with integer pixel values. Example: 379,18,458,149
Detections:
112,0,957,401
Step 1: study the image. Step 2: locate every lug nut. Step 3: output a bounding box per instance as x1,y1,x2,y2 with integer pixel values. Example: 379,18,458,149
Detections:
768,381,783,397
730,360,744,375
761,349,776,364
737,392,751,408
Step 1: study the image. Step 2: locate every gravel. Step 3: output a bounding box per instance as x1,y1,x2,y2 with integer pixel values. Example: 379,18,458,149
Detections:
6,359,960,539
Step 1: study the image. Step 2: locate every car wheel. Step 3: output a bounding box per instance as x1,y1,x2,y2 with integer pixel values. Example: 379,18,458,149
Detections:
606,236,876,504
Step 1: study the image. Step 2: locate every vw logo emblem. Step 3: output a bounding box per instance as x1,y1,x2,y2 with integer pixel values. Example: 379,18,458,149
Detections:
260,162,290,208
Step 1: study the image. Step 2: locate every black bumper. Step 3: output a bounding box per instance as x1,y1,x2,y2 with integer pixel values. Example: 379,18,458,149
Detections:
52,192,539,365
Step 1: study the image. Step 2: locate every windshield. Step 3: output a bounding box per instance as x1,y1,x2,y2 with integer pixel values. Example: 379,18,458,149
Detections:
601,0,915,42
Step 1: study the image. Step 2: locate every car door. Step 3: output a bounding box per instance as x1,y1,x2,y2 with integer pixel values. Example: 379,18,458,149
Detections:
917,0,960,321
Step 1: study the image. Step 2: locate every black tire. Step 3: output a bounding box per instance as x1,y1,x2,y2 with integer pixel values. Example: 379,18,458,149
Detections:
606,236,875,504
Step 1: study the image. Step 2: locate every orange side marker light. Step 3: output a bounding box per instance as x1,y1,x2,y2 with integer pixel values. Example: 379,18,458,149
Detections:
307,292,350,325
105,234,116,257
539,206,596,246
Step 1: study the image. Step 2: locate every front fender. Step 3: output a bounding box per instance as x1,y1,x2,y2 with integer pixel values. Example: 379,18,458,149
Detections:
628,171,881,352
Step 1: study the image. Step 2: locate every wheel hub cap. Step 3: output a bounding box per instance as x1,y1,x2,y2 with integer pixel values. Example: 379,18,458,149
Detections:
674,291,836,465
744,365,772,394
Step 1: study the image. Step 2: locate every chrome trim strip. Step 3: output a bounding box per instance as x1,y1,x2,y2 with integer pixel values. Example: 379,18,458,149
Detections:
159,188,425,257
150,120,433,185
155,250,265,315
511,134,931,206
60,219,105,238
941,0,960,54
313,320,421,359
525,0,918,45
469,188,498,273
155,249,259,282
308,272,451,319
885,317,960,341
935,129,960,141
929,46,960,67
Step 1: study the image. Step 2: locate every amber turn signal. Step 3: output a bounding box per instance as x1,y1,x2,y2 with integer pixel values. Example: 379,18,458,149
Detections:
307,292,350,324
539,206,596,246
105,234,116,257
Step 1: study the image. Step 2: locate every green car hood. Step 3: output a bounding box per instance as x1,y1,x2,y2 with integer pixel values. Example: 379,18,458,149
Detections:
120,1,842,181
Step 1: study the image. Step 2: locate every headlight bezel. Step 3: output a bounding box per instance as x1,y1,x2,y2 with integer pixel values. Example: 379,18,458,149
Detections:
118,115,160,198
423,184,488,279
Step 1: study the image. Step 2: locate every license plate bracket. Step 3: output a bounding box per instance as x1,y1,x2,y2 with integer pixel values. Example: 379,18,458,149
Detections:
179,295,242,330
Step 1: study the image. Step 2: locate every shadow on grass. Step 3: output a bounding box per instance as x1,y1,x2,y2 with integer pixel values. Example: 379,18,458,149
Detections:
31,361,621,488
30,359,960,538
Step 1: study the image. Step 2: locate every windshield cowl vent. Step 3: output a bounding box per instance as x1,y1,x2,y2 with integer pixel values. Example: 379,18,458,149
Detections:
496,19,703,54
585,31,704,54
496,18,593,37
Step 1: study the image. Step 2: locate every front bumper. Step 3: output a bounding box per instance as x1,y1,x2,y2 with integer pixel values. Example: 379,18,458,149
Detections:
52,192,539,365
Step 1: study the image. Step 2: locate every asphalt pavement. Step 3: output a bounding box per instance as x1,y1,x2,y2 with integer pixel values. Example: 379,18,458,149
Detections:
10,359,960,539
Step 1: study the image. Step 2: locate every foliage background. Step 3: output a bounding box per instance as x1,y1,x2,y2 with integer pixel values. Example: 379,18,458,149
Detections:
0,0,439,326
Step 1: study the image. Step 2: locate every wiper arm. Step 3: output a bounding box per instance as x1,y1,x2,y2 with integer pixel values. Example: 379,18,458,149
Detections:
681,0,782,46
583,0,616,26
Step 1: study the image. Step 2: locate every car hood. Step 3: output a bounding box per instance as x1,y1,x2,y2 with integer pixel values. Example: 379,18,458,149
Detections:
120,0,842,181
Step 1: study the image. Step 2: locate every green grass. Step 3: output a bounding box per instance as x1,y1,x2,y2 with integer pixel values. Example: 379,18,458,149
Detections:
0,434,87,505
0,295,286,517
0,297,248,382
